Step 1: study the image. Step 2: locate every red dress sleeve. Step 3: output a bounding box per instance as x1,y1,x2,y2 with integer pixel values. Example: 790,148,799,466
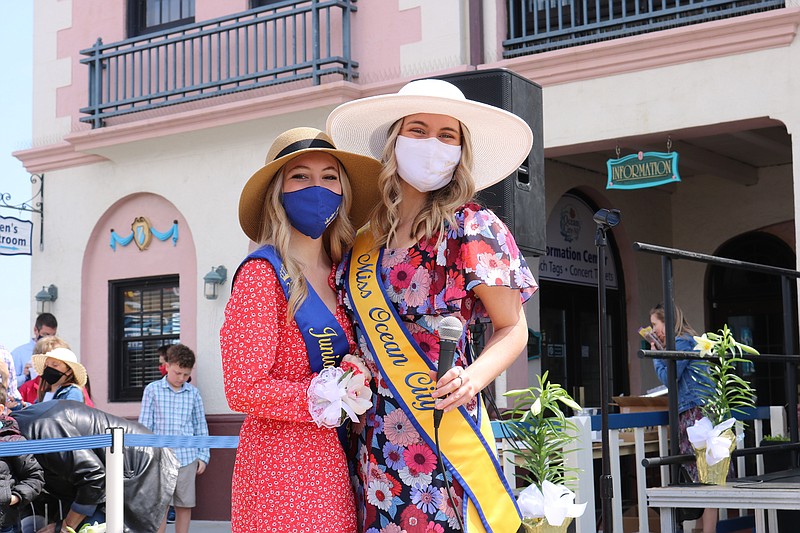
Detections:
220,259,314,422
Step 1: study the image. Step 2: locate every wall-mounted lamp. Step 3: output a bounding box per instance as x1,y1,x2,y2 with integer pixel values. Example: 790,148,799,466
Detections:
35,284,58,314
203,266,227,300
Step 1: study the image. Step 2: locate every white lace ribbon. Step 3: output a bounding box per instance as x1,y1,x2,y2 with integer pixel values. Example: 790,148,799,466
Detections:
517,480,587,527
686,416,736,466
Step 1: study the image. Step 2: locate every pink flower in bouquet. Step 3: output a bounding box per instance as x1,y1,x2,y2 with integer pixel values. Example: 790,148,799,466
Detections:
341,369,373,417
341,353,372,385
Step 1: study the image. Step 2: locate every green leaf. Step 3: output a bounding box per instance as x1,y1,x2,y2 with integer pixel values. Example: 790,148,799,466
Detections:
558,396,582,410
738,343,760,355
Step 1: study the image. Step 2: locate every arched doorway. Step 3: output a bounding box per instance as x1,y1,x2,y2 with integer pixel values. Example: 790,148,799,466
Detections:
707,231,797,407
539,192,628,408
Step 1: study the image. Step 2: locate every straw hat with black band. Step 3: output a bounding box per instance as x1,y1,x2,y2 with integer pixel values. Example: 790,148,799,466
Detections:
326,78,534,192
239,127,383,240
32,347,87,387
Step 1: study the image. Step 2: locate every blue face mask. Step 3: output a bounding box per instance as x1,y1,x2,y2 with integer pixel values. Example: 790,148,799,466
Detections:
281,186,343,239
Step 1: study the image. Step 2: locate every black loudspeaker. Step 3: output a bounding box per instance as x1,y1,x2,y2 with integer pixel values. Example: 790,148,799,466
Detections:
435,69,545,256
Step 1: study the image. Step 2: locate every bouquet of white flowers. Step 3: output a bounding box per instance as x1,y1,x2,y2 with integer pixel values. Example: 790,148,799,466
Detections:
307,354,373,428
687,325,758,483
503,372,587,530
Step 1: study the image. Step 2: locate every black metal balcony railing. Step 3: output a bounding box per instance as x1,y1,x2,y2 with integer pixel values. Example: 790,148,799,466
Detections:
80,0,358,128
504,0,785,57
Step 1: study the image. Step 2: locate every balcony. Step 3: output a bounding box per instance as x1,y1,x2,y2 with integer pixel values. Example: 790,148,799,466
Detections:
80,0,358,128
504,0,786,57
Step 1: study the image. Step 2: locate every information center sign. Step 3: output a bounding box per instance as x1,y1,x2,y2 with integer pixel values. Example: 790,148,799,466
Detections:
606,151,680,190
540,195,618,289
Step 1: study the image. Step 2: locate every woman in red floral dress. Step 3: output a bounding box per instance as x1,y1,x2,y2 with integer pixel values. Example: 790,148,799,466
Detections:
327,81,537,532
220,128,380,532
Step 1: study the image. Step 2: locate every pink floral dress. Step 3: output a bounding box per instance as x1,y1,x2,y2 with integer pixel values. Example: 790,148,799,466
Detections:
336,204,537,533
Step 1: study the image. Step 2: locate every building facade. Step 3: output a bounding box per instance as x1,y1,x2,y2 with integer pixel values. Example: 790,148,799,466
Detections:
15,0,800,519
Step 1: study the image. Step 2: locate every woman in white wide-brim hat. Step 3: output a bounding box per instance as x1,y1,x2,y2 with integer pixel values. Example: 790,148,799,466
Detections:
220,127,381,532
32,346,87,403
327,79,538,533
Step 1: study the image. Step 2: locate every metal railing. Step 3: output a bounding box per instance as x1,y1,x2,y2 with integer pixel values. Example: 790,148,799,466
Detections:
504,0,785,56
80,0,358,128
493,406,787,533
633,241,800,528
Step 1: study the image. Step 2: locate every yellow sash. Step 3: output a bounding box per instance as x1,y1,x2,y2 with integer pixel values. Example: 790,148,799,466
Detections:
347,230,521,533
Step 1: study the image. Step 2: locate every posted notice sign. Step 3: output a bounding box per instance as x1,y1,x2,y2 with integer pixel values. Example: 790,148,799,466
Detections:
540,194,618,289
0,215,34,256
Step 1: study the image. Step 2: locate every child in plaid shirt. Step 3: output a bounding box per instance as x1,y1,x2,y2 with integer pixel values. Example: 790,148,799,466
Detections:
139,344,210,533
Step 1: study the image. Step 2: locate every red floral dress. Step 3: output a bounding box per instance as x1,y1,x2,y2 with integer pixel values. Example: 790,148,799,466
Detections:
336,204,538,533
220,259,358,532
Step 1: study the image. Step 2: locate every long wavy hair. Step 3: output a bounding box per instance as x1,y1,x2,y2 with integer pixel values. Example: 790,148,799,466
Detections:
257,158,354,321
650,303,699,339
367,119,475,249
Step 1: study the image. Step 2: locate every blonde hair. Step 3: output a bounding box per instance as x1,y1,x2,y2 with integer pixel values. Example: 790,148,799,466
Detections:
650,303,698,339
34,335,71,355
367,119,475,249
257,156,354,321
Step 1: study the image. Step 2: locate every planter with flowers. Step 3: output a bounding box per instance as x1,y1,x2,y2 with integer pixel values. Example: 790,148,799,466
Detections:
503,372,587,533
688,325,758,485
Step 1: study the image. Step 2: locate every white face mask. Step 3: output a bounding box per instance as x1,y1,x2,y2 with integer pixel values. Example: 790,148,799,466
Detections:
395,135,462,192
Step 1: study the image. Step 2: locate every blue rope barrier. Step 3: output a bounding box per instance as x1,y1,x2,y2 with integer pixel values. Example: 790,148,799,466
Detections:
0,435,112,457
126,434,240,449
0,433,240,457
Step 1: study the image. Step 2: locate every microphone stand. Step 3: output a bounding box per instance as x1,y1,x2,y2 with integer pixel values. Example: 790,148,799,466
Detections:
594,208,620,533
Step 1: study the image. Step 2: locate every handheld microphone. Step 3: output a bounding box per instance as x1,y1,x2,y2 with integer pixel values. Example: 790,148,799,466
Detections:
433,316,463,428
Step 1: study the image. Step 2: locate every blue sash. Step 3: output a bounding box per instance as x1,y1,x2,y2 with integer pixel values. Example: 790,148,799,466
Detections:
236,245,350,372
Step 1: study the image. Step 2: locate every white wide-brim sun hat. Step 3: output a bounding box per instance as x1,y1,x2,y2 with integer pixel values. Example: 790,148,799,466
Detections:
326,78,534,191
32,347,88,387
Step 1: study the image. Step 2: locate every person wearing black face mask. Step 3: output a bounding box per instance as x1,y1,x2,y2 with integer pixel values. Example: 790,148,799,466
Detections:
31,348,87,404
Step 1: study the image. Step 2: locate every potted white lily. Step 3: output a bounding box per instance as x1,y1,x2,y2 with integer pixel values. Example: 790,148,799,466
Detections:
688,325,758,484
503,372,587,532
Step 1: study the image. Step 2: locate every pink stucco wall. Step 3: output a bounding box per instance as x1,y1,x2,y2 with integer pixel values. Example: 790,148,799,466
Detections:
350,3,421,85
53,0,423,133
55,0,253,133
56,0,125,133
81,193,197,419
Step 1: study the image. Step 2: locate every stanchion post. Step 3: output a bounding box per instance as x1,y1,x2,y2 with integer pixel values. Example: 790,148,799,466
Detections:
106,427,124,533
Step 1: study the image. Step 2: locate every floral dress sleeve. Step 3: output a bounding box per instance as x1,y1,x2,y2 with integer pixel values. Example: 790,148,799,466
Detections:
459,204,538,316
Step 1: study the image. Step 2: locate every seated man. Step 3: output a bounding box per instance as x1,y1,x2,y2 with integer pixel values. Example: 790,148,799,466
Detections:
13,400,179,533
